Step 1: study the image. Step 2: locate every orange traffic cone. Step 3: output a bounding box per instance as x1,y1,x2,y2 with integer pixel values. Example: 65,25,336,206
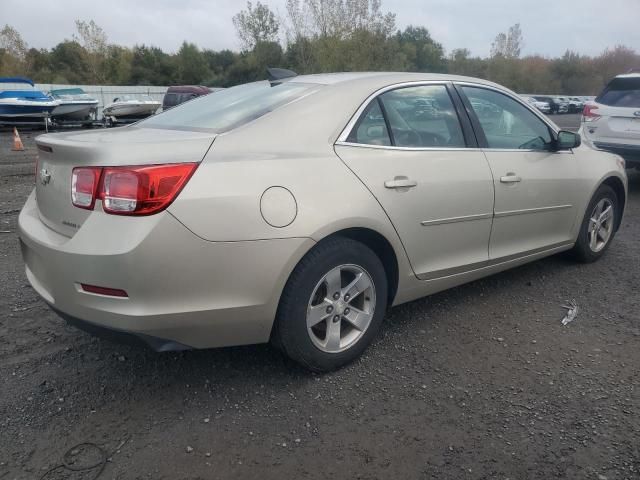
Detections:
11,127,25,151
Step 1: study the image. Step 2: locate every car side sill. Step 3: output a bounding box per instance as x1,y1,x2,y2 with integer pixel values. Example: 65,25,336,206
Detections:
417,241,574,281
394,242,574,306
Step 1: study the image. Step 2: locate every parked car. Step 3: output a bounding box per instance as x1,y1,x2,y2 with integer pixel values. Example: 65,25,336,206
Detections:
162,85,214,110
20,72,627,371
557,96,582,113
568,96,585,112
522,96,551,113
534,96,568,114
580,73,640,167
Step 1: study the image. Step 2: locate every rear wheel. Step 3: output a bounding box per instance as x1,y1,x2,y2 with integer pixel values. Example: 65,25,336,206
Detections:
274,237,388,372
570,184,618,263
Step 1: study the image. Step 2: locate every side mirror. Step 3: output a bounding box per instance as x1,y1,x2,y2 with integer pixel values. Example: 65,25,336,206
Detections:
556,130,581,150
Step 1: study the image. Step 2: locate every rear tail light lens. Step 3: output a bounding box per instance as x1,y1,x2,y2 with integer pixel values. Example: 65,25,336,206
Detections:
582,104,600,122
71,163,197,215
72,167,102,209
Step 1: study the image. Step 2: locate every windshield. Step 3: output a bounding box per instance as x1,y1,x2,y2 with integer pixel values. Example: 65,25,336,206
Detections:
139,81,318,133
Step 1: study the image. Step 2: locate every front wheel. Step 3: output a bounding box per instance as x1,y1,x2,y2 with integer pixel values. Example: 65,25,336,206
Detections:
569,184,619,263
274,237,388,372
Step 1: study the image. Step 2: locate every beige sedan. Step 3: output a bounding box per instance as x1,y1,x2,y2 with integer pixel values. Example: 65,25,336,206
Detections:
19,72,627,371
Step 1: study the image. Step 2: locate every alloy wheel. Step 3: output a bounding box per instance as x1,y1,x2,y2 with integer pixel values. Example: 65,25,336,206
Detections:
588,198,614,253
306,264,376,353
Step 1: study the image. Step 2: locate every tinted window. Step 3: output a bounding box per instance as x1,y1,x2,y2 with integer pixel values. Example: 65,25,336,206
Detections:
463,86,553,150
346,100,391,146
597,77,640,107
141,81,317,132
379,85,465,147
163,93,180,108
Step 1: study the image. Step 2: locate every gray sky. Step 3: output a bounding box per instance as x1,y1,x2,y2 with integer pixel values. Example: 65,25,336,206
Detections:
0,0,637,57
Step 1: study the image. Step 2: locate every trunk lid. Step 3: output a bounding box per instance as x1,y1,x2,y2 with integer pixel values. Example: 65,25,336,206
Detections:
35,126,216,237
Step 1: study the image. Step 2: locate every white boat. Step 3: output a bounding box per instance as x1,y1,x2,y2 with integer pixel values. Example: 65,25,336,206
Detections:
49,88,99,122
103,95,161,119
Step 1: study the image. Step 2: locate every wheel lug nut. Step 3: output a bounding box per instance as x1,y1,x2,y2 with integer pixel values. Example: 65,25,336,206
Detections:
344,308,350,315
333,292,340,300
333,315,340,322
344,294,350,301
326,306,333,313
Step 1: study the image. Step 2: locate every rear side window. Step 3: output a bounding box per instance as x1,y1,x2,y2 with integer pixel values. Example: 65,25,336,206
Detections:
379,85,466,148
142,81,317,133
346,100,391,146
597,77,640,107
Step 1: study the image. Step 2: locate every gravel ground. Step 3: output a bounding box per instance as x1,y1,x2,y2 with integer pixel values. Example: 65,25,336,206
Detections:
1,119,639,480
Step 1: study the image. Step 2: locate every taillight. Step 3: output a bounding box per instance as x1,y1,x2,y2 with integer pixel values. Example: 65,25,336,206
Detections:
71,163,197,215
71,167,102,209
582,104,600,122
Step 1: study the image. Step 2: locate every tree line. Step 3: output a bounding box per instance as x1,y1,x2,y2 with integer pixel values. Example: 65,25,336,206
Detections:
0,0,638,94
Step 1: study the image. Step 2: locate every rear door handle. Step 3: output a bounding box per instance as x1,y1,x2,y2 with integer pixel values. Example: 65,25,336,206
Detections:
500,173,522,183
384,176,418,189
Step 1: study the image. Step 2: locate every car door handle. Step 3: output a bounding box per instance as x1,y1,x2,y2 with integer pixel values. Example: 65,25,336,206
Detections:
500,174,522,183
384,177,417,189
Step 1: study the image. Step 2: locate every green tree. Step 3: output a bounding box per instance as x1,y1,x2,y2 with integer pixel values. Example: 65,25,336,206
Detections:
447,48,487,78
0,24,27,59
25,48,54,82
73,19,109,82
130,45,176,85
233,1,280,51
395,26,445,72
0,24,28,76
175,42,210,84
103,45,133,85
49,41,92,83
491,23,523,59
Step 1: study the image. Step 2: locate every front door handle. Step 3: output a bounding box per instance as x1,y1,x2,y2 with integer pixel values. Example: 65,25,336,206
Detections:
500,173,522,183
384,176,418,189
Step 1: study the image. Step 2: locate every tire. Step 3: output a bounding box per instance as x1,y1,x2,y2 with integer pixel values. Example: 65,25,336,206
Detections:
274,237,388,372
569,184,619,263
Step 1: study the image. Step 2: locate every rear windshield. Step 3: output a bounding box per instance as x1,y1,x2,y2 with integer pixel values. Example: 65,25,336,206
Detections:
596,77,640,107
141,81,318,133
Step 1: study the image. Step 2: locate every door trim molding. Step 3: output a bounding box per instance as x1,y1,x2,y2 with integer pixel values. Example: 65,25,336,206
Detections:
494,204,573,218
421,212,493,226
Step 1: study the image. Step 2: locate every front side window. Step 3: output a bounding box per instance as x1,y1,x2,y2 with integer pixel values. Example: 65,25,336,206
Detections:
378,85,466,148
141,81,317,133
462,86,553,150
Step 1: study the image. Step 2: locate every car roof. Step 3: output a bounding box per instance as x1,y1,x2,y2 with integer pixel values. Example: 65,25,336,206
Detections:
287,71,505,90
615,73,640,79
166,85,211,94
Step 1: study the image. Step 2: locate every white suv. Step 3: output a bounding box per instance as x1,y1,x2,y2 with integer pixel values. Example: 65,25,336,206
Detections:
581,73,640,167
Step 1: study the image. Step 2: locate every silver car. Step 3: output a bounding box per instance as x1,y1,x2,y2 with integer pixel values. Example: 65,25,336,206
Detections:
20,72,627,371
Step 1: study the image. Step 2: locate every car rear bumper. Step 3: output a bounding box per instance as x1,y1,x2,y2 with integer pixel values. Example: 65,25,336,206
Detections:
52,306,193,351
593,142,640,164
19,190,314,349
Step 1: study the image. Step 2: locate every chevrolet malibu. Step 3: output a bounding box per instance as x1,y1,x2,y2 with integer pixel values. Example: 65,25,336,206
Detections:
20,72,627,371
